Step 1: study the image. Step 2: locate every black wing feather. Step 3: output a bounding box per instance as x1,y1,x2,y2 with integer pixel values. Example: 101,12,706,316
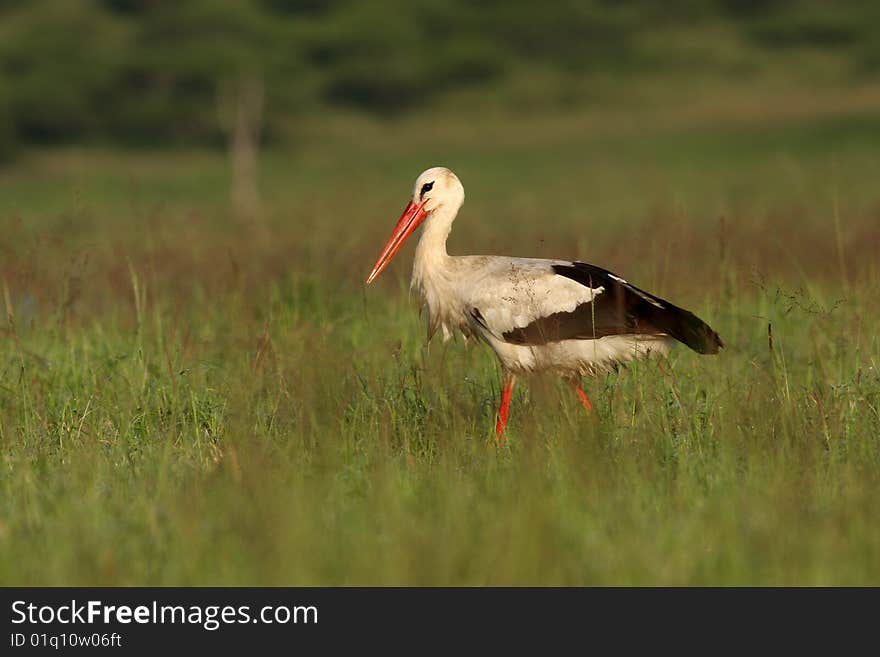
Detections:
501,261,723,354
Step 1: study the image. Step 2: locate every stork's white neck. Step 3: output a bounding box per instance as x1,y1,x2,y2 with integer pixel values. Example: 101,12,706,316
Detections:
412,201,459,282
410,200,463,341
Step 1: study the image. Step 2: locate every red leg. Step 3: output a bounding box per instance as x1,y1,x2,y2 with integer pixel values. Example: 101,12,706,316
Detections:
574,384,593,413
495,376,516,441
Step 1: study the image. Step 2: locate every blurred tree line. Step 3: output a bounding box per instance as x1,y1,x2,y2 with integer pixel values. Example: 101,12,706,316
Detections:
0,0,879,160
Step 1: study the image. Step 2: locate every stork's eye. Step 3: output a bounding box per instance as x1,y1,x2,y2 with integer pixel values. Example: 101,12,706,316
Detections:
420,181,434,198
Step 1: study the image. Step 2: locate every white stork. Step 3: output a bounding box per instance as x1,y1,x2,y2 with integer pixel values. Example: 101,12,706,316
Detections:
366,167,723,440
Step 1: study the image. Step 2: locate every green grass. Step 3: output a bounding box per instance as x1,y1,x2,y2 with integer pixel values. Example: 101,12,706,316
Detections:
1,94,880,585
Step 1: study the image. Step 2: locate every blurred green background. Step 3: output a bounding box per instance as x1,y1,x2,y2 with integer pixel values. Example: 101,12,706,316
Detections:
2,0,880,159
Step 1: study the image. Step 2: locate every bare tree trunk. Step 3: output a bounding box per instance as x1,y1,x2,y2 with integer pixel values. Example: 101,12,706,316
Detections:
228,73,264,224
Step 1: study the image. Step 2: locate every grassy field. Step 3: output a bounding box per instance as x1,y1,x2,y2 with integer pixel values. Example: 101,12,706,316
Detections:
1,88,880,585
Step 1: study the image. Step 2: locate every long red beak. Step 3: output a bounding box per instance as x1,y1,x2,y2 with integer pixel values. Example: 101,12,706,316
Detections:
366,200,428,284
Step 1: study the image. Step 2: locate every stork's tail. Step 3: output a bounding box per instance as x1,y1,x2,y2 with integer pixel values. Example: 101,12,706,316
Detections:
648,303,724,354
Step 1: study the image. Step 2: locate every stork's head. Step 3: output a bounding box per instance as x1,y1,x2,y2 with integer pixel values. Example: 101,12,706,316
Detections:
366,167,464,284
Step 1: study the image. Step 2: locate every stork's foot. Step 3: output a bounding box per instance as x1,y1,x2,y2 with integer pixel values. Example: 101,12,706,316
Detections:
494,376,516,444
573,383,593,413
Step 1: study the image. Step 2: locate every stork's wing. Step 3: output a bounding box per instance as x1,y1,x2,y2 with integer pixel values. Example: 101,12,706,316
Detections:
466,259,723,355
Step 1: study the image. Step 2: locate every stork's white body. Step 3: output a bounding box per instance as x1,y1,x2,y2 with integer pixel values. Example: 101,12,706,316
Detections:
413,252,672,376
